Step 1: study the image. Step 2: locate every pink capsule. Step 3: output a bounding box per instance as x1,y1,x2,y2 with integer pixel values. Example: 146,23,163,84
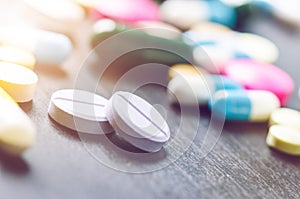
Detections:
221,59,294,106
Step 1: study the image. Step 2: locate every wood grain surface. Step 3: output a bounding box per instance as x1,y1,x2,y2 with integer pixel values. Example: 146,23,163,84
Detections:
0,1,300,199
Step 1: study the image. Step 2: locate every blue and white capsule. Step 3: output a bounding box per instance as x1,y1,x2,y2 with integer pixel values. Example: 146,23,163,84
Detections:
167,74,243,105
160,0,237,30
210,90,280,121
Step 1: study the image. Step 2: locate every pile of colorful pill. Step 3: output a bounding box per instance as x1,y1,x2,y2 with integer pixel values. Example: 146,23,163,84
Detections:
1,0,300,156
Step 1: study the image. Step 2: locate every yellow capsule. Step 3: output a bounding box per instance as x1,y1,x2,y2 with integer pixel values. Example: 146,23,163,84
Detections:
168,64,207,81
266,125,300,155
269,108,300,129
0,88,35,155
0,45,36,70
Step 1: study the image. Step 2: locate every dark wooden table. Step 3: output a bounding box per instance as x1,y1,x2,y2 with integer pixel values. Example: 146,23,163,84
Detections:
1,2,300,199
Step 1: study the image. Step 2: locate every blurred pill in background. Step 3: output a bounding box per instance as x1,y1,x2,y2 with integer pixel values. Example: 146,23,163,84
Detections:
0,26,72,65
168,64,207,81
132,20,182,39
0,87,36,156
184,30,278,72
210,90,280,121
0,45,36,70
91,19,193,66
160,0,237,30
253,0,300,27
91,0,159,23
190,21,232,34
23,0,85,37
221,59,294,106
167,74,242,106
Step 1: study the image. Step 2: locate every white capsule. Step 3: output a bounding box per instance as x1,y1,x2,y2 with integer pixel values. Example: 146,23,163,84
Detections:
0,26,72,65
211,90,280,121
48,89,114,134
105,91,170,152
160,0,210,30
24,0,85,36
167,74,242,106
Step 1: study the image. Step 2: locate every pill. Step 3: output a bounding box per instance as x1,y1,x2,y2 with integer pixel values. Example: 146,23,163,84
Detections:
0,62,38,102
105,91,170,152
160,0,237,30
210,90,280,121
185,31,278,71
48,89,114,134
0,45,36,70
133,20,182,39
0,89,36,155
190,22,232,34
220,0,252,7
221,59,294,106
254,0,300,27
25,0,85,22
91,19,193,65
168,64,207,81
167,74,242,106
92,0,159,23
269,108,300,129
24,0,85,36
266,125,300,155
234,33,279,64
0,26,72,65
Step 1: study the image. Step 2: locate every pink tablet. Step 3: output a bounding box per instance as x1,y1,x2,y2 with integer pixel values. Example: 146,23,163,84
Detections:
221,59,294,106
91,0,159,23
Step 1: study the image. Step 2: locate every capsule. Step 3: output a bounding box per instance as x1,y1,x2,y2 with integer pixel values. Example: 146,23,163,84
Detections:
210,90,280,121
0,88,36,155
91,19,194,65
167,74,243,105
168,64,207,81
0,26,72,65
160,0,237,30
221,59,294,106
91,0,159,23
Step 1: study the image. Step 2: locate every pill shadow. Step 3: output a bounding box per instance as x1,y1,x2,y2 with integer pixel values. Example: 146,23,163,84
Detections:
222,121,268,135
269,148,300,166
80,132,167,164
0,151,30,175
19,100,33,113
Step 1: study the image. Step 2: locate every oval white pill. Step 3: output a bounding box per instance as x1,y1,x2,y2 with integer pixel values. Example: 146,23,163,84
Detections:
0,27,72,65
266,125,300,155
105,91,170,152
48,89,114,134
0,89,36,155
0,62,38,102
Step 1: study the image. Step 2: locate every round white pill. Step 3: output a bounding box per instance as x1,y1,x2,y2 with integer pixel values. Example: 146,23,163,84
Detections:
105,91,170,152
48,89,114,134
